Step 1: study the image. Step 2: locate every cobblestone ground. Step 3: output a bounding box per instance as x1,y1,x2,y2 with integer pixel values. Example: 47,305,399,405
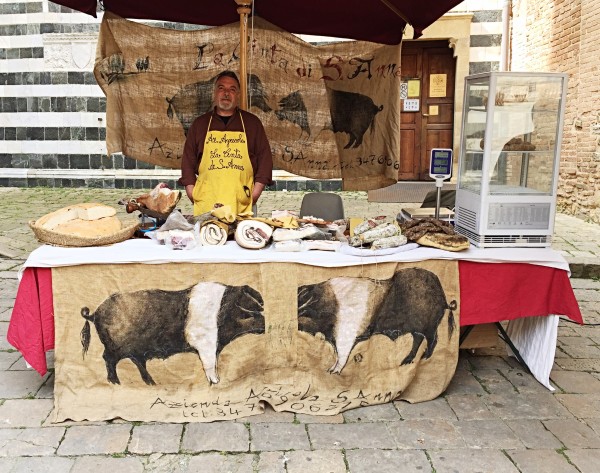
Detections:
1,187,600,472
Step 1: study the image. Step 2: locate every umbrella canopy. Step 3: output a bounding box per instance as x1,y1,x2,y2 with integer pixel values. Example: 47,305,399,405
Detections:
51,0,463,43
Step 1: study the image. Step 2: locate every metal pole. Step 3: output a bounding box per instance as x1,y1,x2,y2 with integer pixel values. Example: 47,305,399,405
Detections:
235,1,252,110
435,178,444,219
499,0,511,72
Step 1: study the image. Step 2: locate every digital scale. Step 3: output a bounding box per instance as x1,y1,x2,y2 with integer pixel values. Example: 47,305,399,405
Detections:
430,148,453,180
398,148,454,223
428,148,453,219
398,207,454,222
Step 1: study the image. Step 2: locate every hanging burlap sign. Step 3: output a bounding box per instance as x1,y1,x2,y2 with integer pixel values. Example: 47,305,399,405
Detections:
51,259,459,423
95,13,402,190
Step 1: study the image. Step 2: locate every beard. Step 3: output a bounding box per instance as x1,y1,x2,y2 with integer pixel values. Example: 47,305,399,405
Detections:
216,98,236,114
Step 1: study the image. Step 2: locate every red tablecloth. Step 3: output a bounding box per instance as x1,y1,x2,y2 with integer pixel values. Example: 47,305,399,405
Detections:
7,268,54,375
459,261,582,326
8,262,582,376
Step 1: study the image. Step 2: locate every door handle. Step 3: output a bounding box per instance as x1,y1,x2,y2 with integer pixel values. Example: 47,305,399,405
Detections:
422,113,429,117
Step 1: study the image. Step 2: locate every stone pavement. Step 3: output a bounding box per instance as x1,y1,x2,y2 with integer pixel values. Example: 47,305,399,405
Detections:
1,186,600,472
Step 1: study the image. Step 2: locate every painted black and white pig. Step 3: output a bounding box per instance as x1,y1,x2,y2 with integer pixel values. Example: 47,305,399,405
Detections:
298,268,456,374
298,276,387,374
166,74,271,136
326,88,384,149
80,282,264,386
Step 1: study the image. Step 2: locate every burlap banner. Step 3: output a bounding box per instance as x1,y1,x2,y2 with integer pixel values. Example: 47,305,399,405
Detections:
95,13,402,190
52,260,459,423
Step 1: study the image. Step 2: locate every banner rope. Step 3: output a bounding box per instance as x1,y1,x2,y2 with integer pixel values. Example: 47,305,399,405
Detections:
248,0,256,109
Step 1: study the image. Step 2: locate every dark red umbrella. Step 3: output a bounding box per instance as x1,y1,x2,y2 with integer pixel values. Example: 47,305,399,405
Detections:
51,0,463,43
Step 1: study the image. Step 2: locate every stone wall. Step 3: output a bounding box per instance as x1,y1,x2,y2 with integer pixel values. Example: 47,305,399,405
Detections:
511,0,600,222
451,0,504,74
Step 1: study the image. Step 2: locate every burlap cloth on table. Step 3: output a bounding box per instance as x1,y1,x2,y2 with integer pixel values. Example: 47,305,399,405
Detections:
52,259,459,423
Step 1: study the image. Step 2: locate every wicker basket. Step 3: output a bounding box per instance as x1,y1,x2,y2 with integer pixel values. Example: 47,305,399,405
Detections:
29,219,140,248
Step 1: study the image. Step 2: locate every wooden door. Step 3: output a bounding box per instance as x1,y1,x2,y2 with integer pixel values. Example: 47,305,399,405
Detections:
399,41,456,181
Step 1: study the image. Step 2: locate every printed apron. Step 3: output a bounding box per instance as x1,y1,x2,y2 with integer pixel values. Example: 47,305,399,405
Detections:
193,113,254,215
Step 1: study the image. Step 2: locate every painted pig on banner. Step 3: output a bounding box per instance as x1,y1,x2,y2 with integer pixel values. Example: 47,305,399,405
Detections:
80,282,265,386
298,268,456,374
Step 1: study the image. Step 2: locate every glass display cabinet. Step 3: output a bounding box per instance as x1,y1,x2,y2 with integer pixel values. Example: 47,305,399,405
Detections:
454,72,568,247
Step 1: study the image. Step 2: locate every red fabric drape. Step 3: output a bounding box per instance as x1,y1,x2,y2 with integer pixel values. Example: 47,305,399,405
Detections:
7,268,54,375
458,261,583,326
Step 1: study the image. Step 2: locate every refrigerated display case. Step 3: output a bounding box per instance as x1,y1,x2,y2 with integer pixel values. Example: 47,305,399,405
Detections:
454,71,568,247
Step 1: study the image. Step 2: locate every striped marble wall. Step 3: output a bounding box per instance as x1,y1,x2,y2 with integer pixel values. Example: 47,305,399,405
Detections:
451,0,504,74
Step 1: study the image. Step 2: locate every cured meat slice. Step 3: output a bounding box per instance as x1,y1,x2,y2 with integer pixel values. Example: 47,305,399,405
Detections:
198,222,228,246
235,220,273,249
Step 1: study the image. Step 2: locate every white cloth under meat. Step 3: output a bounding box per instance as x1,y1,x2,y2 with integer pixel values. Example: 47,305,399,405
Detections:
339,243,419,257
22,239,571,272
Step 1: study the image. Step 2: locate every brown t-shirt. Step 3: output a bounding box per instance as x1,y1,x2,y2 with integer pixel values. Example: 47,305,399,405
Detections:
179,108,273,187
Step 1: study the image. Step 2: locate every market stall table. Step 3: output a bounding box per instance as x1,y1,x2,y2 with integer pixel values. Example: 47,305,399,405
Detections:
8,241,581,422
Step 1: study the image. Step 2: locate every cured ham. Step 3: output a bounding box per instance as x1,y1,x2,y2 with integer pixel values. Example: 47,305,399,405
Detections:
126,183,181,215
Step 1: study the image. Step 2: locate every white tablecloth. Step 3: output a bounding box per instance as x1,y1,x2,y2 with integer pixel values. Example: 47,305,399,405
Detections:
23,239,571,272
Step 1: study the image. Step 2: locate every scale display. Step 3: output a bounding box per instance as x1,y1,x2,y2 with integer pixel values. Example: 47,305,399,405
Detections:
429,148,453,180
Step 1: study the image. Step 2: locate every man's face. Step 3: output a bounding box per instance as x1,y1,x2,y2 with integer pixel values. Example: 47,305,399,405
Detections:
214,76,240,116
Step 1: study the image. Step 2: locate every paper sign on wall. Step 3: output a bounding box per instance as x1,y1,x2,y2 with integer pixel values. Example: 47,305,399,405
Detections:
403,99,419,112
407,79,420,97
429,105,439,116
430,74,447,98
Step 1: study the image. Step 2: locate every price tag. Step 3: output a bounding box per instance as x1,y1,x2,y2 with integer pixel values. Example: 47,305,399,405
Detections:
429,148,453,180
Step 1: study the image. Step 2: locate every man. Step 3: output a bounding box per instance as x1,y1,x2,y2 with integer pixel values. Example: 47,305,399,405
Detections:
179,70,273,215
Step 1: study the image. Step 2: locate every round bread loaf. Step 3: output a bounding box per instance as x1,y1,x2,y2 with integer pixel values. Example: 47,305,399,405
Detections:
37,203,117,230
52,216,122,238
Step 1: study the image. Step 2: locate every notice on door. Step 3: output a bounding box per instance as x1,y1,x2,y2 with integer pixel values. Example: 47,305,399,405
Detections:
430,74,447,98
407,79,420,98
403,99,419,112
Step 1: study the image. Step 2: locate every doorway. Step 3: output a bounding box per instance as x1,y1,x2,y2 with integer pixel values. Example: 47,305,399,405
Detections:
399,40,456,181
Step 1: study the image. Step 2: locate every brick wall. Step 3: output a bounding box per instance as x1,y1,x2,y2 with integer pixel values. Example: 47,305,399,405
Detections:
511,0,600,222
